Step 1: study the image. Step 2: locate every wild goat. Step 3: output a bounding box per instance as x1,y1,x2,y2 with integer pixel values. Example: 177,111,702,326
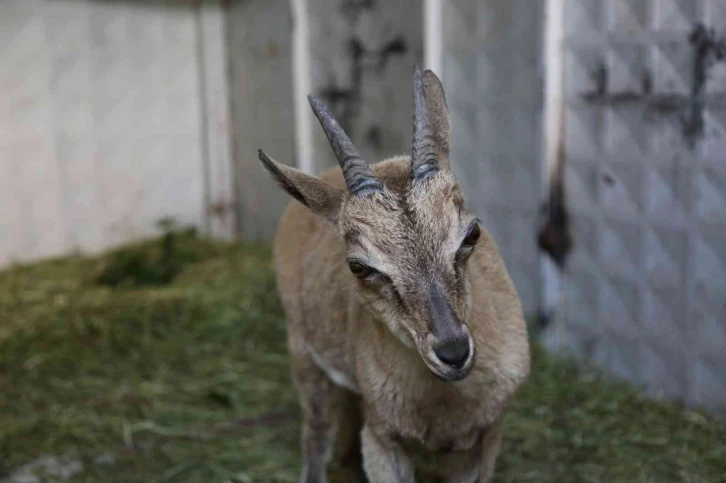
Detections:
258,67,530,483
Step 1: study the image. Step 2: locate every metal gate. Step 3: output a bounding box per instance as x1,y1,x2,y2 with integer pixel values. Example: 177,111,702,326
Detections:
550,0,726,411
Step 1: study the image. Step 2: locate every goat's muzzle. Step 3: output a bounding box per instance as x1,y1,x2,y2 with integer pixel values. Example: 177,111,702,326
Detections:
423,325,476,381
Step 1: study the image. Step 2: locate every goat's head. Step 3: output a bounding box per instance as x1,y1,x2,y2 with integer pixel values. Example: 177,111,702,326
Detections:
259,68,480,381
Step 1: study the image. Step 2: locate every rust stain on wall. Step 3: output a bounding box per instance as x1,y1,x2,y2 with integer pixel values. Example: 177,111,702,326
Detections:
538,131,572,269
319,36,407,133
580,24,726,149
317,0,407,134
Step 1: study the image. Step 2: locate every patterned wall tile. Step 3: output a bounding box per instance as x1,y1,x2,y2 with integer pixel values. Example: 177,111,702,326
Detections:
449,101,477,172
605,331,643,383
599,276,642,338
442,0,475,51
653,40,693,95
566,104,606,157
445,49,477,105
564,322,601,360
477,107,513,157
609,0,653,33
691,296,726,355
563,270,600,327
607,104,651,154
566,162,600,215
565,0,606,37
608,43,652,93
695,168,726,227
692,233,726,302
599,161,644,215
568,215,600,271
691,355,726,409
704,0,726,30
476,0,514,50
476,52,514,107
654,0,702,32
699,108,726,163
642,286,688,343
644,226,688,287
566,46,606,97
645,165,690,226
551,0,726,411
641,341,687,399
599,219,642,280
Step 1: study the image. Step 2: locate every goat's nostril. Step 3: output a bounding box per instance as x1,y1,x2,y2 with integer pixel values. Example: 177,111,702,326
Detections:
433,338,470,369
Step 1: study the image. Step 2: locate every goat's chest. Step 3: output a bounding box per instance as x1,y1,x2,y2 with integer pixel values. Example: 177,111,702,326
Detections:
364,377,500,453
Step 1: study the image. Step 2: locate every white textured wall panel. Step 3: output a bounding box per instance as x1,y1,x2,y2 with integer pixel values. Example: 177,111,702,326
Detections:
0,0,207,266
544,0,726,413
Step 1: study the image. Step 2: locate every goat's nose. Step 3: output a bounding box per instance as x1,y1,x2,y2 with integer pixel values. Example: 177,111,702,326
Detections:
433,337,470,368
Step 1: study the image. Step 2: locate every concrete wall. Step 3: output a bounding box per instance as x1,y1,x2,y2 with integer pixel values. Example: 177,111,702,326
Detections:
543,0,726,413
229,0,424,239
307,0,424,172
0,0,425,259
199,1,237,240
0,0,231,265
438,0,726,415
227,0,297,240
441,0,545,317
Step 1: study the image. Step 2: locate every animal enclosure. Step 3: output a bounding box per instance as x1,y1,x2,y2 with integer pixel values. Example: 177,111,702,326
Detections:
1,0,725,414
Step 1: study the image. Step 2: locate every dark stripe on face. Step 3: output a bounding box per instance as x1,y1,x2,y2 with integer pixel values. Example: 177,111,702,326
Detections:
389,283,408,316
426,284,462,340
344,226,362,245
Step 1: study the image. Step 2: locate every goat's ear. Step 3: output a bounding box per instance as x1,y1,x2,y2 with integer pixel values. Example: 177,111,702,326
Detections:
258,150,343,223
423,70,451,166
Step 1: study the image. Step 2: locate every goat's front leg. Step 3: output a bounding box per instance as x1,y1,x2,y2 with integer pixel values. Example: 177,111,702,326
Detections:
441,421,502,483
361,425,414,483
476,422,502,483
291,352,344,483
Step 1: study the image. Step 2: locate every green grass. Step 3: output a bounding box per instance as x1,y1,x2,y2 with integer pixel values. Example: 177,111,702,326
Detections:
0,237,724,482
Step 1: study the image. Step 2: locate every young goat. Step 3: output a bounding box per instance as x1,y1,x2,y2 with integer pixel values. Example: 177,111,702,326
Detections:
258,68,530,483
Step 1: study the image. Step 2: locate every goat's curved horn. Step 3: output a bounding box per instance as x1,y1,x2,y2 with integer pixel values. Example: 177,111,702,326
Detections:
411,66,438,180
308,95,382,196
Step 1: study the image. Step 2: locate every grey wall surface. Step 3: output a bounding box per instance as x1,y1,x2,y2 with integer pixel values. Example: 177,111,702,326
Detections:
543,0,726,413
0,0,227,266
199,1,236,240
307,0,423,172
228,0,296,240
229,0,423,239
442,0,545,317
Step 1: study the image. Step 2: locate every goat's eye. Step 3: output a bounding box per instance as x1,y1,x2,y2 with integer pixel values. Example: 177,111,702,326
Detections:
463,224,481,246
348,262,373,278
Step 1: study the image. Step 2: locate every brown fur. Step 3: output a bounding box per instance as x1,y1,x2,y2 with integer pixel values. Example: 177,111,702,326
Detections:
263,70,530,483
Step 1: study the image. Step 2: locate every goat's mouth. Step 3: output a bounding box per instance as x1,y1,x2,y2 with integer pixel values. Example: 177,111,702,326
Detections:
420,334,476,382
